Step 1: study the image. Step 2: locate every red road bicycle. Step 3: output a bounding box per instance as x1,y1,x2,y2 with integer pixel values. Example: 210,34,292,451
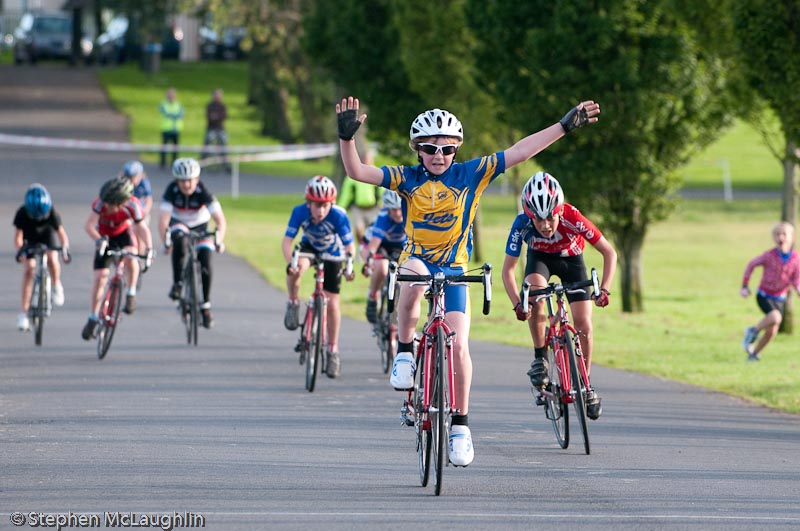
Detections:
521,268,600,455
388,261,492,496
96,244,149,360
291,247,353,392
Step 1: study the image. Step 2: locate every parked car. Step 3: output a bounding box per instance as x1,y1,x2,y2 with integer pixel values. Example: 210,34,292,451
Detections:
13,11,91,64
199,25,246,61
93,15,181,65
93,15,133,65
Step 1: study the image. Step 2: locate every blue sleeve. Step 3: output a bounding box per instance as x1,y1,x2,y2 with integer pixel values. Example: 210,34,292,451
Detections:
335,207,354,246
371,211,390,240
285,204,306,239
141,178,152,197
505,213,528,257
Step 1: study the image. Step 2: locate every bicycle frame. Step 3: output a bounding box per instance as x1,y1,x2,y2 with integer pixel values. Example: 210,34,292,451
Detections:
388,261,492,495
26,243,55,346
96,248,132,359
522,268,599,454
291,247,353,392
167,228,217,345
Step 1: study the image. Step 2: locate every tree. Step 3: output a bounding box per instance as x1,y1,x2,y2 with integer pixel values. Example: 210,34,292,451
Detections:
468,0,737,312
731,0,800,332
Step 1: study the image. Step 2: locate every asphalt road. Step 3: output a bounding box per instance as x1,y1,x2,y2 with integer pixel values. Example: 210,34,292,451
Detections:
1,65,799,531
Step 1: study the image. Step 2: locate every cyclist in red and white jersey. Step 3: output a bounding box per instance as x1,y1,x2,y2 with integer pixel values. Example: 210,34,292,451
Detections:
82,177,153,340
501,172,616,419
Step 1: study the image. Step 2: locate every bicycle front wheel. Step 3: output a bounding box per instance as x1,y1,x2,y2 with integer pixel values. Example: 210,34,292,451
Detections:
545,341,569,449
565,329,590,455
305,296,324,392
97,280,122,360
377,291,393,373
183,262,199,346
33,272,46,346
432,326,447,496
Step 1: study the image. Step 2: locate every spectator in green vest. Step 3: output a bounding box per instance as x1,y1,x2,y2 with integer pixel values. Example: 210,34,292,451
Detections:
159,87,184,169
338,149,381,243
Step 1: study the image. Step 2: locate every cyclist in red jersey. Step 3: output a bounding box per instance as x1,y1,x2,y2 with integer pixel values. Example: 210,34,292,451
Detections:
501,172,616,419
81,177,153,340
740,221,800,361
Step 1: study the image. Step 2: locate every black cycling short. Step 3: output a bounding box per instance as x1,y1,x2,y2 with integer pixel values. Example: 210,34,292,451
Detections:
378,243,403,262
298,242,343,294
21,232,59,259
756,293,785,315
94,231,134,270
524,250,590,303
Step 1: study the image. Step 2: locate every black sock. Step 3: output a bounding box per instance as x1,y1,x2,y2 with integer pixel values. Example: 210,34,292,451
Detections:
534,347,546,359
451,414,468,426
399,341,413,353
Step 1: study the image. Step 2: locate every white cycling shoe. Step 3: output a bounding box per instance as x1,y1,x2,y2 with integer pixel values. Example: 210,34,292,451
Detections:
52,283,65,307
389,351,415,390
17,312,30,331
449,425,474,467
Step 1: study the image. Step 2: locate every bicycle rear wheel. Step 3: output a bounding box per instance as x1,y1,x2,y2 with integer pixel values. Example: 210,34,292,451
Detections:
377,290,393,373
305,296,324,392
415,346,431,487
97,280,122,360
544,341,569,449
33,272,46,346
432,326,447,496
565,329,590,455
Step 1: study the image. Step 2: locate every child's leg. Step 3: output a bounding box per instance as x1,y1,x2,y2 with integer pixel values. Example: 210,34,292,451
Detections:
91,269,110,315
326,292,340,350
752,309,782,355
46,249,62,286
21,258,35,312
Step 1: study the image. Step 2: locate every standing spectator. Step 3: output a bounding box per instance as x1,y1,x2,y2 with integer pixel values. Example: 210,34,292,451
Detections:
159,87,184,169
338,149,381,243
741,222,800,361
202,88,230,173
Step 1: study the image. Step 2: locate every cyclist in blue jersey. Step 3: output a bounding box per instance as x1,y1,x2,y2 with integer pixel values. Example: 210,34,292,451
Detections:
361,189,406,324
121,160,153,259
282,175,356,378
336,96,600,467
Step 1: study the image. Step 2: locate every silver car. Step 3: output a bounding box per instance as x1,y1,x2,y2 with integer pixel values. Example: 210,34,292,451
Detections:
13,11,90,64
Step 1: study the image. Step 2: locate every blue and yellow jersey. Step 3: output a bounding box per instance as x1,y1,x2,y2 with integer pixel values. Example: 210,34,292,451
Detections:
381,153,505,267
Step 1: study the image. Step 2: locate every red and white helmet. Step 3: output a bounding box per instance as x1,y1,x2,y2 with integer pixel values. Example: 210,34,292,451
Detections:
305,175,337,203
521,172,564,219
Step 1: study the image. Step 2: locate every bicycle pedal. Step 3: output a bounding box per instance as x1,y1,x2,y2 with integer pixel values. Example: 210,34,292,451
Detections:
535,393,546,406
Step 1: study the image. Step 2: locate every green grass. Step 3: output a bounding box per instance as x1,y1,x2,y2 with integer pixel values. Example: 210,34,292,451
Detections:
221,193,800,415
97,61,336,177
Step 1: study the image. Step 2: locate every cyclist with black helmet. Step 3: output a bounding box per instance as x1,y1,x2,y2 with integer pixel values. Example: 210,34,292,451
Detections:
336,95,600,466
361,189,406,324
159,157,227,329
82,177,154,340
501,172,616,420
282,175,356,378
13,184,71,331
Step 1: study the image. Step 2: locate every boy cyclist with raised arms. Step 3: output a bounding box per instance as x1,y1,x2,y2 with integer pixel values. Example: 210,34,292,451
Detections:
336,95,600,466
501,172,616,420
159,158,227,329
282,176,356,378
362,189,407,324
14,184,71,331
82,177,153,340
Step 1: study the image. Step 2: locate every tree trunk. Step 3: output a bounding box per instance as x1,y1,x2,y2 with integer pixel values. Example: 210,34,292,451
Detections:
779,140,799,334
615,230,645,313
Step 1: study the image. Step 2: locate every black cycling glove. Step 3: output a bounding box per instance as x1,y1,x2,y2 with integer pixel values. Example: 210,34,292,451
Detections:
559,106,590,134
337,108,361,141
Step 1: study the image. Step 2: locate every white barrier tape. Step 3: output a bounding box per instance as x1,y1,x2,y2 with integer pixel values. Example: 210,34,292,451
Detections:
0,132,337,157
198,145,337,167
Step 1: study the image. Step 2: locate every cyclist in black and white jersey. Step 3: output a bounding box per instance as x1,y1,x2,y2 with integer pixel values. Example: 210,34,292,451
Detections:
158,158,227,329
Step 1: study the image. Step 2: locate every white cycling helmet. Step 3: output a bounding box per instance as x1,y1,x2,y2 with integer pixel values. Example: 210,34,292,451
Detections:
382,189,402,209
410,109,463,141
521,171,564,220
172,158,201,180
